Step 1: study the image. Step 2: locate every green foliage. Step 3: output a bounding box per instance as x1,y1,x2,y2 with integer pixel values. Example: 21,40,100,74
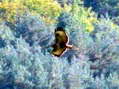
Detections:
0,18,119,88
14,14,54,46
70,1,97,32
0,0,63,24
0,0,119,89
0,1,26,22
22,0,62,23
84,0,119,17
0,23,14,40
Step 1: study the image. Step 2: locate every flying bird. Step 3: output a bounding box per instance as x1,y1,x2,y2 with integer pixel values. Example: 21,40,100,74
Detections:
51,27,73,57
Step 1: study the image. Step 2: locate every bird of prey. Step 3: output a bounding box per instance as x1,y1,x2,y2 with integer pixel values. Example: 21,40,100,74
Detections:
51,27,73,57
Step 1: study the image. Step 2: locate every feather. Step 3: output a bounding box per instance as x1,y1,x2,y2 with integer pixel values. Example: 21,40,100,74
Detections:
51,27,73,57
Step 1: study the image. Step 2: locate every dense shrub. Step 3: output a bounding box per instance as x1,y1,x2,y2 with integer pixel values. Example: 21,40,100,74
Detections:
0,29,119,89
56,11,119,88
88,18,119,78
0,22,15,48
0,1,26,22
84,0,119,18
70,1,97,32
22,0,62,24
0,0,119,89
14,14,55,47
0,0,63,24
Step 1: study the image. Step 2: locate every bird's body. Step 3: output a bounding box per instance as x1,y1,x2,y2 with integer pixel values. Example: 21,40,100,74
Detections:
51,27,73,57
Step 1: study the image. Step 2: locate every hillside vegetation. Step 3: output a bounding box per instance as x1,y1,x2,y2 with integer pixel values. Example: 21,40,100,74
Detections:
0,0,119,89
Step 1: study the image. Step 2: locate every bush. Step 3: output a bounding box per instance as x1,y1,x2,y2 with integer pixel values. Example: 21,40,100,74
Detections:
0,22,15,48
57,11,119,88
70,1,97,32
0,0,119,89
84,0,119,18
22,0,62,24
14,14,54,47
0,37,119,89
0,0,62,24
0,1,26,22
88,18,119,78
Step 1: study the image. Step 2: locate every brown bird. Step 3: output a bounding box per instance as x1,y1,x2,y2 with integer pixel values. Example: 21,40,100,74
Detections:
51,27,73,57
